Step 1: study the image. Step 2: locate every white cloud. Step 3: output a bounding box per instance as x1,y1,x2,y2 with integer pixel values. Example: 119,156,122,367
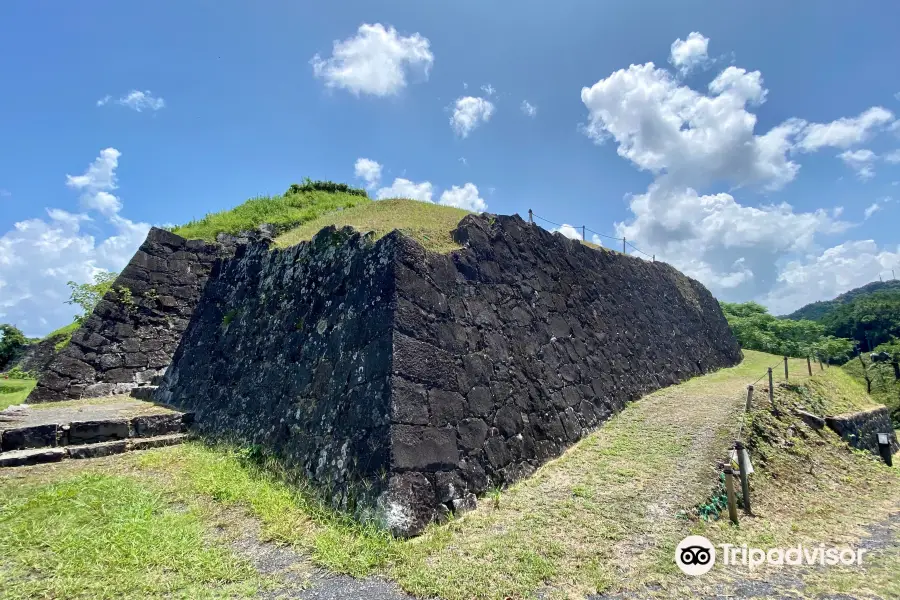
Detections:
439,183,487,212
581,61,800,190
458,157,467,165
552,224,582,240
65,148,123,215
669,32,710,75
310,23,433,96
118,90,165,112
521,100,537,118
838,149,877,180
763,241,900,314
375,178,434,202
590,234,603,246
481,84,496,96
864,202,881,219
577,35,898,311
99,91,165,112
793,106,894,152
353,158,382,188
0,149,150,336
884,149,900,164
451,96,495,138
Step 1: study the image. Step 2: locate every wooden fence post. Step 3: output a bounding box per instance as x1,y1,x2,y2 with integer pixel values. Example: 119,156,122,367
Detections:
581,225,586,241
746,385,753,411
768,367,776,412
528,209,533,224
784,356,789,380
724,467,739,525
623,237,627,254
734,441,752,515
807,356,812,376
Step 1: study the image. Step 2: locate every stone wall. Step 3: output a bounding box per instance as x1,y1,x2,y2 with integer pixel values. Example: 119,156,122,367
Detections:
826,406,899,457
2,335,61,375
156,214,743,536
27,228,228,402
156,227,397,514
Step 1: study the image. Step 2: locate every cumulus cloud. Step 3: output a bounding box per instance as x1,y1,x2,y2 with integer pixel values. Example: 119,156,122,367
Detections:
0,148,150,335
480,84,496,97
581,62,799,190
65,148,123,215
864,202,881,219
763,241,900,314
353,158,382,188
310,23,433,96
552,224,582,240
376,178,434,202
451,96,495,138
98,91,165,112
838,149,877,180
884,149,900,164
793,106,894,152
578,33,900,312
439,183,486,212
669,32,710,75
521,100,537,118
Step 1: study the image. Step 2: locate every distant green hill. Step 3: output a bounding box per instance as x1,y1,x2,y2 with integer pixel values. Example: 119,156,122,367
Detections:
785,280,900,321
784,281,900,352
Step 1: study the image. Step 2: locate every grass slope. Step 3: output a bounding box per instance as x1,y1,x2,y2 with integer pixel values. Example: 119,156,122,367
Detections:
275,199,472,253
172,189,371,242
0,379,36,410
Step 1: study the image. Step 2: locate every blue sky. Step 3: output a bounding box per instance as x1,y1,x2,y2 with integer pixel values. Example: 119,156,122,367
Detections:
2,0,900,336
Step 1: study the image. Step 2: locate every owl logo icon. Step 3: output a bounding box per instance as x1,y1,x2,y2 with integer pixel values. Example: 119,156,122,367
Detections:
675,536,716,576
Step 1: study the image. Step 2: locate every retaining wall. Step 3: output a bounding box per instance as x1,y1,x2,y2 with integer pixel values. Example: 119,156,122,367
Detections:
156,214,743,536
826,406,899,456
28,228,227,401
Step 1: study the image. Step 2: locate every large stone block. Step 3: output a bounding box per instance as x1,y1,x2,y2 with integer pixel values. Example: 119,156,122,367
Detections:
155,215,742,537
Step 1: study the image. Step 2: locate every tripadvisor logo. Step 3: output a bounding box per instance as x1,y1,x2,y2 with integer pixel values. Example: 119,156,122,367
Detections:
675,536,867,575
675,535,716,576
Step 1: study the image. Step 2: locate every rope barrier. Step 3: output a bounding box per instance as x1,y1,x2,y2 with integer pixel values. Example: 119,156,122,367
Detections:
529,211,658,261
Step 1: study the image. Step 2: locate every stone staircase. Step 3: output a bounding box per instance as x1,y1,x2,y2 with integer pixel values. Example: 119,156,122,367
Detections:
0,399,193,468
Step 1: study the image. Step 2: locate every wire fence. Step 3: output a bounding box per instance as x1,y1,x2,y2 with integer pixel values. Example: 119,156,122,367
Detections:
528,210,657,261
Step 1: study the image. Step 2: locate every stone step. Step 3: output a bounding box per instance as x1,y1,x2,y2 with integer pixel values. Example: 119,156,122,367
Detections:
130,385,159,401
0,433,188,468
0,411,193,452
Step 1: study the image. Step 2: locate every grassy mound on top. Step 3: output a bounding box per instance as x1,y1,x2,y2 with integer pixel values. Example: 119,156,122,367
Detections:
275,199,472,254
172,181,371,242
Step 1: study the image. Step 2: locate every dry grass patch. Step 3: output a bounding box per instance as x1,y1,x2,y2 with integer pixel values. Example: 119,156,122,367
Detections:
275,199,472,253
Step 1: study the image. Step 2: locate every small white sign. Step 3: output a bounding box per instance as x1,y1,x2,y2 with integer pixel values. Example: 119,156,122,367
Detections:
877,433,890,445
729,448,754,475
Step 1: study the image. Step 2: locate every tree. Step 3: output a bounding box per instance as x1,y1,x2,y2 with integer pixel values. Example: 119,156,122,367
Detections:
720,301,856,362
0,324,27,369
66,271,118,323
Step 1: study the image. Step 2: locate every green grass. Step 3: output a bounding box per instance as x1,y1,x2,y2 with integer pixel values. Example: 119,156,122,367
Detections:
689,364,900,598
275,198,472,253
3,351,898,599
0,378,36,410
44,320,80,351
172,189,371,241
0,473,264,599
